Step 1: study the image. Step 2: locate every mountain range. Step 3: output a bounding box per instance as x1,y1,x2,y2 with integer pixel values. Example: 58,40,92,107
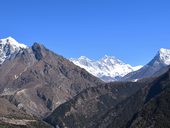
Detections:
1,37,169,83
0,37,170,128
70,48,170,82
70,56,142,81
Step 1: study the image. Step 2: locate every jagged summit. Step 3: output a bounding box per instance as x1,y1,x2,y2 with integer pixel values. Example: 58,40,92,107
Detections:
77,56,92,62
100,55,123,65
32,43,44,61
79,56,91,60
101,54,118,60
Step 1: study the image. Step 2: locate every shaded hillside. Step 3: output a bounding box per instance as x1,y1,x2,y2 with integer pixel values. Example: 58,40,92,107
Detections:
129,69,170,128
97,67,170,128
45,68,170,128
45,81,147,128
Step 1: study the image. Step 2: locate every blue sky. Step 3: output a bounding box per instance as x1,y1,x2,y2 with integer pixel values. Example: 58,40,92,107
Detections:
0,0,170,66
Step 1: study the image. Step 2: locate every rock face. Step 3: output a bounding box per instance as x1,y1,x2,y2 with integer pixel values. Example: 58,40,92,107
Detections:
0,41,103,117
70,55,142,82
123,48,170,81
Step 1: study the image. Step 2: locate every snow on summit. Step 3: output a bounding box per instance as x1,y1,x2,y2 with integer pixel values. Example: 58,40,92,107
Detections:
158,48,170,65
70,48,170,82
0,37,27,48
70,55,142,82
0,37,28,64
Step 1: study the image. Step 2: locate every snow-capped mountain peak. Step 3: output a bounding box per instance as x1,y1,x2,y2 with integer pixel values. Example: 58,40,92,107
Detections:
70,56,93,67
122,48,170,81
70,55,142,81
0,37,27,49
0,37,28,64
158,48,170,65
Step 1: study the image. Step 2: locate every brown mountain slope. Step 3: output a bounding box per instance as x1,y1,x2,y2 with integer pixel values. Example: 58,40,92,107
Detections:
0,97,51,128
0,43,103,117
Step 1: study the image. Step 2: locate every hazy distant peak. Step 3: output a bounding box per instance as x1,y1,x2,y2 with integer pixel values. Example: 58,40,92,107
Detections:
100,55,123,65
79,56,92,61
101,55,117,60
70,55,142,81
